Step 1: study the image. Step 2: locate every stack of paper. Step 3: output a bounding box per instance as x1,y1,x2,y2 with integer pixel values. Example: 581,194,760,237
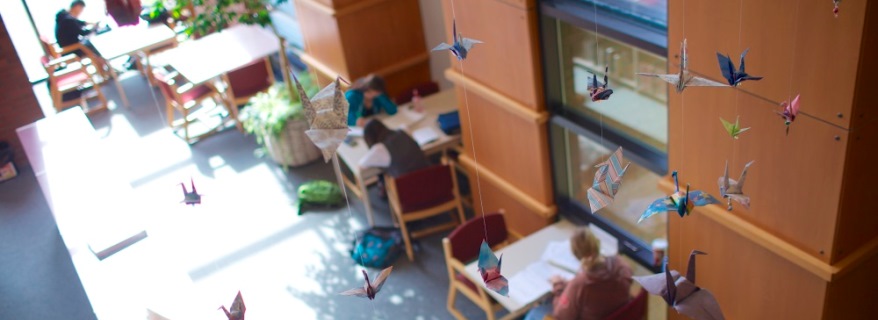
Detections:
508,261,573,303
412,126,441,146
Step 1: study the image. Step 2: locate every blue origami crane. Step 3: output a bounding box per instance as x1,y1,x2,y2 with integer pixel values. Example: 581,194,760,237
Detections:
478,240,508,296
638,171,719,223
432,19,483,60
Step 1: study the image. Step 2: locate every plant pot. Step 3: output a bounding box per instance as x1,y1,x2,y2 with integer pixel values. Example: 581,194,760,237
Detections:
263,118,322,167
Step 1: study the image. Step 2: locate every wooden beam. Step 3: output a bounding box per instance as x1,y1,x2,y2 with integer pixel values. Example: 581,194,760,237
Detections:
294,0,393,17
458,153,556,219
444,68,549,125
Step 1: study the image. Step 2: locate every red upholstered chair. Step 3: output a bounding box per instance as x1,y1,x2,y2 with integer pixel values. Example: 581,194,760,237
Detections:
394,81,440,104
39,48,107,113
386,162,466,261
224,57,274,107
442,212,509,320
603,288,648,320
153,66,225,143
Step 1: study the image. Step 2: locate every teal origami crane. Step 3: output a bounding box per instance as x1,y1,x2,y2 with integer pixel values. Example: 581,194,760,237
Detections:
478,240,508,296
638,171,720,223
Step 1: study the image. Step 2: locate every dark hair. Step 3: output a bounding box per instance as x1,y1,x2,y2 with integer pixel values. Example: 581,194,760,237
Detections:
70,0,86,8
351,74,386,93
363,119,392,148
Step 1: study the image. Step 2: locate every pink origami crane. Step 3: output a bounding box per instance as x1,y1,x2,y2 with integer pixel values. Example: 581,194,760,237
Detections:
219,291,245,320
340,266,393,300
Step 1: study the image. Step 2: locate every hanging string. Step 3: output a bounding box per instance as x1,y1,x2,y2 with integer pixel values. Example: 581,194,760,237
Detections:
449,0,490,241
591,0,605,157
730,0,745,171
787,0,801,106
678,0,687,271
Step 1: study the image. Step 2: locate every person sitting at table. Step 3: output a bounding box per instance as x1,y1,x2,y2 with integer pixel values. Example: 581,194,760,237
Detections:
55,0,100,57
346,74,398,127
524,227,633,320
359,119,429,178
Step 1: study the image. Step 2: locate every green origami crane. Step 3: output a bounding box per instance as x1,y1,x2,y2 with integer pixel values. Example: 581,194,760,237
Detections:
720,116,750,139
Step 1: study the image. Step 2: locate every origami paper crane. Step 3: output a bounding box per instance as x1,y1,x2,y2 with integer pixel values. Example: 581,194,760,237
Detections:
638,171,720,223
180,178,201,206
634,250,725,320
718,160,755,211
716,49,763,86
219,291,245,320
478,240,509,296
587,66,614,102
833,0,841,17
432,19,482,60
719,116,749,139
587,147,631,213
777,94,800,136
340,266,393,300
638,39,727,92
293,73,350,163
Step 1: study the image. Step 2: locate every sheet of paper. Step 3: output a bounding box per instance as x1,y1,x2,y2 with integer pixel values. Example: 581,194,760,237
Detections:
348,126,364,137
508,261,568,303
412,126,441,146
542,240,581,274
381,108,426,131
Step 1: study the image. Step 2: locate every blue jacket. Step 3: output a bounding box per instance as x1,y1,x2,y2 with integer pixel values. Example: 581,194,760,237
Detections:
346,90,397,125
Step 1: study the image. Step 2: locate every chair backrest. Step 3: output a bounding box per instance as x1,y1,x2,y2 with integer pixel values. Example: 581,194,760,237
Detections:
446,213,508,263
392,164,455,213
603,288,648,320
395,81,440,104
226,58,272,96
152,68,179,103
38,36,60,60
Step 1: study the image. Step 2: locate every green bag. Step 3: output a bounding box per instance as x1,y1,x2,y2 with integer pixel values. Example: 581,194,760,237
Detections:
297,180,344,214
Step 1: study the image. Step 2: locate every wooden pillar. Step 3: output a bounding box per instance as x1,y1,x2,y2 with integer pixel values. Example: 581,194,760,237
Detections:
664,0,878,319
293,0,432,98
438,0,555,237
0,15,44,170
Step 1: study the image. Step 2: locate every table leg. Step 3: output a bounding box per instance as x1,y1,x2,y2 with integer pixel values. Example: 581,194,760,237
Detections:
110,68,130,108
354,172,375,227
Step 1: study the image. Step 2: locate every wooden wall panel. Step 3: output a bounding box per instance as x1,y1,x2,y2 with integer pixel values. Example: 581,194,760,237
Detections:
673,0,868,128
294,1,348,77
469,176,553,237
833,119,878,262
337,0,426,78
668,213,827,320
668,86,846,262
455,86,553,205
823,248,878,319
440,0,543,110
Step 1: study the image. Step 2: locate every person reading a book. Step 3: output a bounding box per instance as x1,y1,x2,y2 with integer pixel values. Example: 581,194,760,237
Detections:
359,119,429,198
525,227,633,320
346,75,398,127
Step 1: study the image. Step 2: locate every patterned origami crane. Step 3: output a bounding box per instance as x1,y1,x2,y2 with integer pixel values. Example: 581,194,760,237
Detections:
432,18,483,60
634,250,725,320
778,94,800,136
219,291,245,320
587,147,631,214
478,240,509,296
718,160,755,211
638,171,720,223
340,266,393,300
180,178,201,206
587,66,614,102
833,0,841,17
293,73,350,163
716,49,763,87
638,39,728,92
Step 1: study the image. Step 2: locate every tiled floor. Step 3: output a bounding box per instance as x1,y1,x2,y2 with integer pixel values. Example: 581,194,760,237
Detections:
1,72,493,319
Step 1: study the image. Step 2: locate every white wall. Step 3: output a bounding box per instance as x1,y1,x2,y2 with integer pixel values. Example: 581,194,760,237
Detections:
418,0,452,90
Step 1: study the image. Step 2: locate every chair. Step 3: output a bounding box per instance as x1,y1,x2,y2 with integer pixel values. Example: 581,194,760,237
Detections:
224,57,274,107
443,212,509,320
152,66,226,143
603,288,648,320
39,36,109,79
385,162,466,261
40,51,108,113
394,81,440,104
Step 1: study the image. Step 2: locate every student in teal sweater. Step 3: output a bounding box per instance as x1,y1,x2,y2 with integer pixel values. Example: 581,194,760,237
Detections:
346,74,397,126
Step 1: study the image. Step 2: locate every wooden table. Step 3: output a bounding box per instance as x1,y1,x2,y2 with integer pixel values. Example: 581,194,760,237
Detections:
462,220,620,319
336,90,460,226
88,24,177,107
159,25,279,86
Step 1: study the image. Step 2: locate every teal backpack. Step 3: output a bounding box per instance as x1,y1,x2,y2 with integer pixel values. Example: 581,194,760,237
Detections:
350,227,403,269
297,180,344,215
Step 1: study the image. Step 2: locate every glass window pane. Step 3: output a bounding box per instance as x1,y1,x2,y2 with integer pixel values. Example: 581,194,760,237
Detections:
557,20,668,152
553,124,667,244
575,0,668,28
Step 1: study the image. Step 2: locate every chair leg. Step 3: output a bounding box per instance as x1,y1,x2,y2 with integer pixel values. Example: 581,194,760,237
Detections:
447,287,465,320
182,109,191,143
166,103,175,127
399,219,415,261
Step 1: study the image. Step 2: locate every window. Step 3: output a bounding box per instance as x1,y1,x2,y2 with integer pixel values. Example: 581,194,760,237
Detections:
541,0,668,271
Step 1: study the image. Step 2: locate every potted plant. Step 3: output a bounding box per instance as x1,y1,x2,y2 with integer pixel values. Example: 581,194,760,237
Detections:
241,72,321,167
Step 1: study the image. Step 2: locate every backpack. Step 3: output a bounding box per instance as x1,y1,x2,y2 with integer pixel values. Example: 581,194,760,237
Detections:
350,227,403,269
297,180,344,215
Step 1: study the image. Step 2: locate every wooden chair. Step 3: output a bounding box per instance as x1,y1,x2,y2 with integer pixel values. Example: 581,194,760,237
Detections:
443,212,510,320
386,162,466,261
39,36,109,79
223,57,274,107
394,81,440,104
152,66,226,144
40,51,108,113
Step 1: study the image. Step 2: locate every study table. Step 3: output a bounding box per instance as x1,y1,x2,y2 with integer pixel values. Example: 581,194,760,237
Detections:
88,23,177,107
336,90,461,226
461,220,619,319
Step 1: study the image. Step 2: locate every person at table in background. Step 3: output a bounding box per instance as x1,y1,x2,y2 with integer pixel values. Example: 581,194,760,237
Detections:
360,119,429,178
55,0,100,57
524,227,633,320
346,75,398,127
